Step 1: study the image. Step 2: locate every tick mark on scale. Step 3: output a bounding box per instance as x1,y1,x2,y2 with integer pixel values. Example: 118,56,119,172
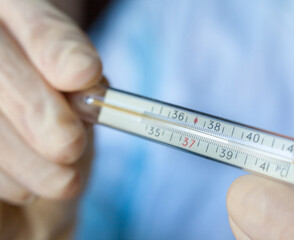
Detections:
286,166,290,178
205,143,210,153
160,106,163,115
170,133,174,141
151,106,154,113
244,155,248,165
271,139,275,148
231,127,235,136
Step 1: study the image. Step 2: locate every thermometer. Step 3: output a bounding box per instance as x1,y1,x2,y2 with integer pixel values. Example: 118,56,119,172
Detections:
69,85,294,184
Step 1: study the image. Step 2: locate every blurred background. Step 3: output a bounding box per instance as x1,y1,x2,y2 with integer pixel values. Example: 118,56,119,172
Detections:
71,0,294,239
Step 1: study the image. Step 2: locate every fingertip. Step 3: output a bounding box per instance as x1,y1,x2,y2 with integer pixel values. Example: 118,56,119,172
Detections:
226,175,263,223
226,175,251,211
229,217,252,240
227,175,294,240
53,44,103,92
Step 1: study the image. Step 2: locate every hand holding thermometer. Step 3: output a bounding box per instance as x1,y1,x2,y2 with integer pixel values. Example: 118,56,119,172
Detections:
69,85,294,185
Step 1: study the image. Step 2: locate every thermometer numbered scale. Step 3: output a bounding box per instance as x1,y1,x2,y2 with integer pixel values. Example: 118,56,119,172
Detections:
70,86,294,184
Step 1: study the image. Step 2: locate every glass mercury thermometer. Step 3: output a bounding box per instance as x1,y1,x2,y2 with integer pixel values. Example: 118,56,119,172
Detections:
69,85,294,184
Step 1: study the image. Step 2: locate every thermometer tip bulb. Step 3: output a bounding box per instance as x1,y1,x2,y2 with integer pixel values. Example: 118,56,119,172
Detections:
85,97,95,105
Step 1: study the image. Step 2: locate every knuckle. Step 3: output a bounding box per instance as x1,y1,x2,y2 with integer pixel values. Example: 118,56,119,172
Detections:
51,128,86,164
22,2,101,90
26,5,82,64
51,170,81,200
28,5,71,47
11,191,35,205
41,26,84,67
16,192,35,204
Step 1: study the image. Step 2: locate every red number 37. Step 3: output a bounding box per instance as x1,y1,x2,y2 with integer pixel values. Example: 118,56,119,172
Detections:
182,137,196,148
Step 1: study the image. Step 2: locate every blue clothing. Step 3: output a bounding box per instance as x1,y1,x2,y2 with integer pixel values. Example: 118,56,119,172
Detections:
75,1,294,239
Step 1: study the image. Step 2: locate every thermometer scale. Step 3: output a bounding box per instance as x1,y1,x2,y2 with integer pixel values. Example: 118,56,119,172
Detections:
70,85,294,184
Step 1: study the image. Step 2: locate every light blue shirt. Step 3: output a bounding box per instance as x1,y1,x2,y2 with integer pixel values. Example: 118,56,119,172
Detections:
75,1,294,239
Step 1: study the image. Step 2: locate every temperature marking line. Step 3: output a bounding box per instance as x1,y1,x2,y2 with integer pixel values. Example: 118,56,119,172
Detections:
185,116,188,123
168,111,171,118
255,158,258,165
162,130,165,136
241,132,244,139
145,125,148,131
197,141,201,147
261,138,264,145
216,146,219,153
244,155,248,165
160,106,163,115
282,144,285,150
286,166,290,178
170,133,174,142
205,143,210,153
222,127,225,134
203,121,206,128
180,135,182,141
151,106,154,113
271,139,275,148
231,127,235,136
235,152,238,159
194,117,198,125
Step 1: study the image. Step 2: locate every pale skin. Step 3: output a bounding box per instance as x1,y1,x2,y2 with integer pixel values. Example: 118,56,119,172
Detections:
0,0,293,239
0,0,100,239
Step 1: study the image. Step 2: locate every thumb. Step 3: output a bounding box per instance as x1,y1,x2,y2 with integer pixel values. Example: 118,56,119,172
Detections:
227,175,294,240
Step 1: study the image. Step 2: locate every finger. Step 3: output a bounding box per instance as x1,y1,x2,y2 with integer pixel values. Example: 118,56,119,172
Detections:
227,175,294,240
0,0,102,91
0,24,86,164
0,112,82,200
228,217,251,240
0,169,36,205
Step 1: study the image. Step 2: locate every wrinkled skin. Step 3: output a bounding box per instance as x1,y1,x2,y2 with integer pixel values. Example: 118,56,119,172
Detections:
0,0,101,239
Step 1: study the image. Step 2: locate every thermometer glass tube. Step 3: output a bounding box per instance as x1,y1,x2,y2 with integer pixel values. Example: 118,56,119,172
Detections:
68,85,294,185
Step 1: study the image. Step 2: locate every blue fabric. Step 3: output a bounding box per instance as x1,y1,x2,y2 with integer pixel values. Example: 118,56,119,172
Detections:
75,1,294,239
